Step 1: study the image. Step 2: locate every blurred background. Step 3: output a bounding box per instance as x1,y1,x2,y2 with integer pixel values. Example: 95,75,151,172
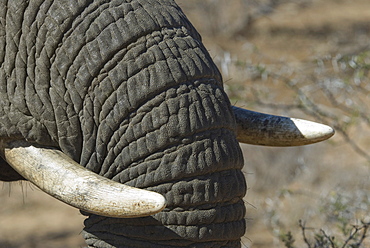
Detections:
2,0,370,247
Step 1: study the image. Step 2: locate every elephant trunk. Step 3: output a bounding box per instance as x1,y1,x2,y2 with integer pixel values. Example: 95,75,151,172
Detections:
79,42,247,244
82,90,246,246
49,0,246,246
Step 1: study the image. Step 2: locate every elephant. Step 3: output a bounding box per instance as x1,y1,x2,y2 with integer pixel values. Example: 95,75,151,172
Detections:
0,0,334,247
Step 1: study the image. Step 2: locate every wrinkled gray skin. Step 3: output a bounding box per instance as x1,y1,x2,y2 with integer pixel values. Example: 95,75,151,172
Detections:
0,0,246,247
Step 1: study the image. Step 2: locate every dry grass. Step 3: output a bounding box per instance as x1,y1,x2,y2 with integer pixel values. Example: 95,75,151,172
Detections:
2,1,370,247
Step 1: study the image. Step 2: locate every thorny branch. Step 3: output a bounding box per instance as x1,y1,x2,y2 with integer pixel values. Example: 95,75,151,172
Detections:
298,220,370,248
299,220,312,248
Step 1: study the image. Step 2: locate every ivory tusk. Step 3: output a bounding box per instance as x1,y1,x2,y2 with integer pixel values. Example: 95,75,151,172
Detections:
233,106,335,146
0,140,166,218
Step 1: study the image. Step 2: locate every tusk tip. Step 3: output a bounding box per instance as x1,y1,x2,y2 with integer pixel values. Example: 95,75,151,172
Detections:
232,106,335,146
86,185,167,218
291,119,335,143
145,192,167,213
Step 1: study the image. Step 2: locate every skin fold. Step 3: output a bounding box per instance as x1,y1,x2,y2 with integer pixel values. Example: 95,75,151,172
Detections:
0,0,246,247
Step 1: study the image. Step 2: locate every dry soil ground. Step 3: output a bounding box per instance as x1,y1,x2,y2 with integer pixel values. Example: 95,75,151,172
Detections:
2,1,370,247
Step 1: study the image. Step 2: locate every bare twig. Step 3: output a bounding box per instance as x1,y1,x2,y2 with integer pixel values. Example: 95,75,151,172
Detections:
299,220,312,248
